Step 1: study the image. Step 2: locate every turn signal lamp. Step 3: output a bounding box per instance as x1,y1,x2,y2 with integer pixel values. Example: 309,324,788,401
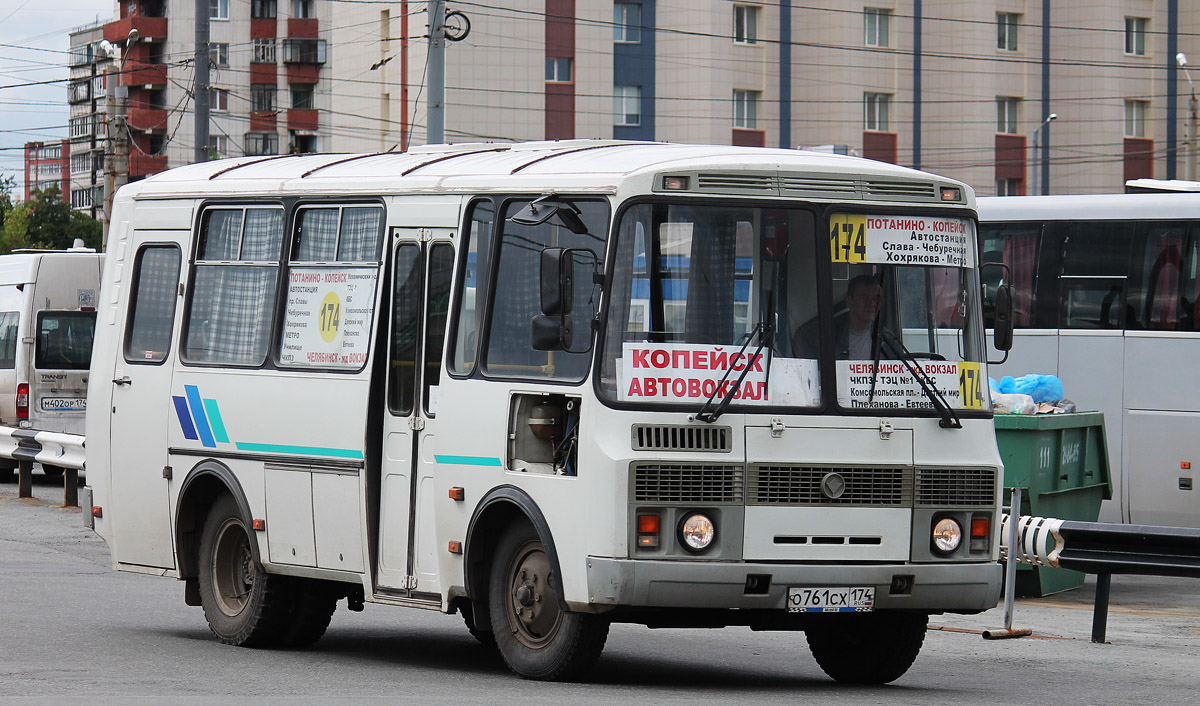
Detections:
662,176,689,191
637,514,660,548
940,186,962,202
970,515,991,553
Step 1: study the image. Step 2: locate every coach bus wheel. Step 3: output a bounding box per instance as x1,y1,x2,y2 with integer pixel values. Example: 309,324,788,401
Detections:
805,612,928,684
488,523,609,680
198,494,291,647
282,579,339,648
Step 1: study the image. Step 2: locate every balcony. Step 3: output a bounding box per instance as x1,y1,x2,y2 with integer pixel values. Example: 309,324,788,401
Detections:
288,109,318,132
287,64,319,84
250,112,278,132
104,16,167,44
127,107,168,132
128,152,167,178
68,81,91,104
120,60,168,88
283,38,326,65
287,18,319,39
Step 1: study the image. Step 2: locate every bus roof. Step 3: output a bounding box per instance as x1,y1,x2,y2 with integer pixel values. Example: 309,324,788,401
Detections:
978,192,1200,222
119,141,973,205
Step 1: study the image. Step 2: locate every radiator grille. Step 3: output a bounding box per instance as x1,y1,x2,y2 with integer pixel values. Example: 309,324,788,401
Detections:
916,468,996,506
632,424,731,452
748,465,912,506
633,463,744,503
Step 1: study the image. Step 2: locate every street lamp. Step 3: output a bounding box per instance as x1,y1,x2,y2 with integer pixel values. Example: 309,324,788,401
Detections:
1031,113,1057,196
1177,52,1198,181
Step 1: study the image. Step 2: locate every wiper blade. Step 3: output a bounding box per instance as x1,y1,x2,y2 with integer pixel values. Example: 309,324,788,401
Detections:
879,329,962,429
694,321,772,424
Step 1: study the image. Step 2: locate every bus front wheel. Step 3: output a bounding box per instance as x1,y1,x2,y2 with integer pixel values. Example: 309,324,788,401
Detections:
805,612,928,684
198,494,292,647
487,523,609,680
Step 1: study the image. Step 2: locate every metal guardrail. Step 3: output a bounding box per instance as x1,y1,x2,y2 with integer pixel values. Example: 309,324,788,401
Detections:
0,426,86,507
1000,511,1200,642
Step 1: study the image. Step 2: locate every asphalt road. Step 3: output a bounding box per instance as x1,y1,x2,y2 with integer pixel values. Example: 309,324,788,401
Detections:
2,473,1198,705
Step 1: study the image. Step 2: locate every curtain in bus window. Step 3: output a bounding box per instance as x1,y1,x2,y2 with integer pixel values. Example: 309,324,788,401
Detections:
241,208,284,260
127,247,181,364
201,210,242,260
1130,223,1200,331
296,208,339,260
485,199,608,380
682,209,739,344
187,267,276,364
0,312,19,368
338,207,384,261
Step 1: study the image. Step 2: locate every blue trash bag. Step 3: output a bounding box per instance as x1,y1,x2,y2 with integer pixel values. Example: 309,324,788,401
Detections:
1010,374,1064,403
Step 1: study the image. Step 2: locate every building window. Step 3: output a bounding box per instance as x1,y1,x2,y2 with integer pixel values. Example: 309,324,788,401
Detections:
70,153,89,173
996,97,1020,134
864,92,890,131
209,88,229,112
1125,17,1147,56
209,135,229,158
997,12,1019,51
291,85,315,110
253,38,277,64
995,178,1021,196
282,38,327,64
69,116,90,139
292,0,313,19
251,84,276,112
733,89,759,129
614,85,640,126
1125,100,1148,137
71,188,93,209
734,5,759,45
614,3,641,43
545,57,572,82
210,0,229,20
864,8,891,48
245,132,279,156
210,43,229,67
252,0,276,19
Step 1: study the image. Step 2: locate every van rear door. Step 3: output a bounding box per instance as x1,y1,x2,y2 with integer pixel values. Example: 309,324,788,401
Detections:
30,311,96,435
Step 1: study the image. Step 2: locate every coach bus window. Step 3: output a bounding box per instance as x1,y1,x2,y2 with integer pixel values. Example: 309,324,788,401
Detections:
600,203,821,409
186,207,284,365
0,312,17,368
1129,222,1200,331
278,205,383,371
1060,222,1133,329
483,198,608,381
450,201,494,375
979,224,1040,328
126,246,181,364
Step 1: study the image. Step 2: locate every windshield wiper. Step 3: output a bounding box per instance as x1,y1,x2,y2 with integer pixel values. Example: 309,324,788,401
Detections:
878,329,962,429
694,320,772,424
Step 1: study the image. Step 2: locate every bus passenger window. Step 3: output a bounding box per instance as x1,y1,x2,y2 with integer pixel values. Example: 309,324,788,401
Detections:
424,243,454,413
1129,223,1199,331
126,246,182,364
450,201,494,375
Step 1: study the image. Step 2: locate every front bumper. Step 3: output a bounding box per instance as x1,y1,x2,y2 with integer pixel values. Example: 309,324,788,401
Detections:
584,557,1002,613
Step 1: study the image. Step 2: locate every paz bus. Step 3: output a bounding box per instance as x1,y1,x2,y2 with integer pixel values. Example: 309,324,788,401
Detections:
979,192,1200,528
86,141,1009,684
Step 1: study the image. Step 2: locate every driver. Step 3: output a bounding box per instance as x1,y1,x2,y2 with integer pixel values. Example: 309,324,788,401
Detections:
839,274,882,359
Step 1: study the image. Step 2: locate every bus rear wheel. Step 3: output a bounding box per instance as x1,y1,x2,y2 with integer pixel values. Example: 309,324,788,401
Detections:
198,494,292,647
488,523,609,681
805,612,928,684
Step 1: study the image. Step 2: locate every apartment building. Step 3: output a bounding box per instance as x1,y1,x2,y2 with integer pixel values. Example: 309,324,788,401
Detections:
66,22,109,221
22,141,70,200
50,1,1200,210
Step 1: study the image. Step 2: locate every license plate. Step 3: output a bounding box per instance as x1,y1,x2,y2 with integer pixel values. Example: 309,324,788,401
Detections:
41,398,86,411
787,586,875,613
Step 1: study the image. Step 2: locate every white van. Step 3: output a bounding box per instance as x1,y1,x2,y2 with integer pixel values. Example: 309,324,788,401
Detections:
0,247,102,481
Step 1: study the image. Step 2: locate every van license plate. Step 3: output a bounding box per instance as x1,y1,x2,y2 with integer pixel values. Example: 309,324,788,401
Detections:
787,586,875,613
42,398,86,411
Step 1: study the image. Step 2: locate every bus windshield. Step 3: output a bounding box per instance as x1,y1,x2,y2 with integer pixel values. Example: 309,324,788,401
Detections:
599,202,988,416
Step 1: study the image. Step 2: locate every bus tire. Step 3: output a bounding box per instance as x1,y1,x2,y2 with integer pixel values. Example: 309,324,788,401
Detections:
282,580,338,648
488,522,609,680
198,494,292,647
805,612,927,684
461,601,495,646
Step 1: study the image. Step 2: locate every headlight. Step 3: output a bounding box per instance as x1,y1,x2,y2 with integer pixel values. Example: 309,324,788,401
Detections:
679,513,716,552
932,517,963,554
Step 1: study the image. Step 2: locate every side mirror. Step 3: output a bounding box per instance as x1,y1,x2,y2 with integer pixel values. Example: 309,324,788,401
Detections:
531,313,574,351
993,283,1014,352
539,247,574,316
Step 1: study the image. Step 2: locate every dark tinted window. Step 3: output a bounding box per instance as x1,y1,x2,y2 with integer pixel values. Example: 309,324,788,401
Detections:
0,311,18,369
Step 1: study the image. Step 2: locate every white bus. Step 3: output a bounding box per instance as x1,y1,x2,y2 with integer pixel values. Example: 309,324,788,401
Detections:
87,141,1007,684
979,193,1200,528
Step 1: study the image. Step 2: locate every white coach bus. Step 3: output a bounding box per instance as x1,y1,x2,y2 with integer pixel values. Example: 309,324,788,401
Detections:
87,141,1009,684
979,192,1200,528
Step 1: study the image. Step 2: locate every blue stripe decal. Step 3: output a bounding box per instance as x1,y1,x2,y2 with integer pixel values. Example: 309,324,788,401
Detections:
235,442,364,460
185,385,216,448
172,396,198,440
204,398,229,444
435,455,503,467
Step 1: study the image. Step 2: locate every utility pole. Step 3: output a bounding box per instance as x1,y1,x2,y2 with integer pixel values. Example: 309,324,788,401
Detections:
103,29,137,233
1191,91,1198,181
426,0,445,144
195,0,211,163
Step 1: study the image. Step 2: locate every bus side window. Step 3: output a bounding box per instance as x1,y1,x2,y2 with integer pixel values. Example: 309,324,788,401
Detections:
979,223,1040,328
1129,222,1198,331
450,201,493,375
125,246,182,364
1060,222,1133,330
424,243,454,414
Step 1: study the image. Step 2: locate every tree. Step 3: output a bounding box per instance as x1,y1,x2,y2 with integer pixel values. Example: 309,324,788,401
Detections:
0,184,103,255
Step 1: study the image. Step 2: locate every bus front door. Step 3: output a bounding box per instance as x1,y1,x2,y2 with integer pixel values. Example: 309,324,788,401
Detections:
376,235,454,595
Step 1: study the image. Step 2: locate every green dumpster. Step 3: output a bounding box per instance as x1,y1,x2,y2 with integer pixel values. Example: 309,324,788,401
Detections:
993,412,1112,597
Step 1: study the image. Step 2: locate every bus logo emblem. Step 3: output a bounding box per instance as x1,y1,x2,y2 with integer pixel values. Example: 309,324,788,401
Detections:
821,473,847,500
